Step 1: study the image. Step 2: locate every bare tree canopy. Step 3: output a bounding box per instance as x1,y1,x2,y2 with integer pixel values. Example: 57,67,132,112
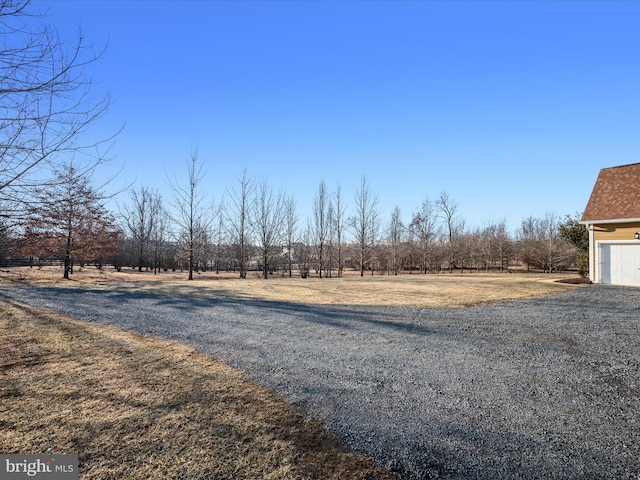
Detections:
283,195,297,278
225,169,254,279
0,0,114,216
388,206,404,276
350,176,380,277
437,191,459,272
410,195,438,274
518,212,574,273
313,180,328,278
251,180,284,279
121,186,165,272
332,184,346,278
167,149,216,280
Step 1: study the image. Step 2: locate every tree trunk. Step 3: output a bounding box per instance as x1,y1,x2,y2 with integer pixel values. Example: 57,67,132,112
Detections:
63,224,73,279
263,251,268,279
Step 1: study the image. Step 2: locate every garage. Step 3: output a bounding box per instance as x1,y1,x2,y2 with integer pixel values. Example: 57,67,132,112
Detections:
598,242,640,286
581,162,640,285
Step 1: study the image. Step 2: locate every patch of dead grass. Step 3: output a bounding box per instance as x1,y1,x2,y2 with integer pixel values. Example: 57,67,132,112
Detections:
0,301,395,479
0,266,583,307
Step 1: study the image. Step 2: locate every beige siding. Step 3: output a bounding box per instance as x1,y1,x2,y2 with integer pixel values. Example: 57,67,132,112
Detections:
593,222,640,242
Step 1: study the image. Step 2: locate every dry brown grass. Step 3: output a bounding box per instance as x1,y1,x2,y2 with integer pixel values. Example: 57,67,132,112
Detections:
1,266,583,307
0,301,394,479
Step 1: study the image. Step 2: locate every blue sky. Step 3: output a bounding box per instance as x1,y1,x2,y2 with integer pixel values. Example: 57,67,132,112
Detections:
41,0,640,234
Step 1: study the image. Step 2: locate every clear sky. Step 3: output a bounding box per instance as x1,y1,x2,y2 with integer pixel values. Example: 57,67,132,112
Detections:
40,0,640,234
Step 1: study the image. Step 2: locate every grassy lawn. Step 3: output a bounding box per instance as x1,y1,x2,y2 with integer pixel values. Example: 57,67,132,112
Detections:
0,267,584,479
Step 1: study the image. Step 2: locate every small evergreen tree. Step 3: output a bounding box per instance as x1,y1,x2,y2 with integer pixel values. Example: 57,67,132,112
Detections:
559,213,589,277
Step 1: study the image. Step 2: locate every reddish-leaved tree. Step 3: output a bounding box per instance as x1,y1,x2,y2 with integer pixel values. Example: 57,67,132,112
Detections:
22,162,119,278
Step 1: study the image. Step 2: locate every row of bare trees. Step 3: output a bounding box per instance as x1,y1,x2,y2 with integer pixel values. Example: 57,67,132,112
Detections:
100,154,577,279
2,155,577,278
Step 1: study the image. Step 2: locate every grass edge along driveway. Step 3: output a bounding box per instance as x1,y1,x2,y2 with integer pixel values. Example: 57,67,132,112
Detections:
0,300,396,480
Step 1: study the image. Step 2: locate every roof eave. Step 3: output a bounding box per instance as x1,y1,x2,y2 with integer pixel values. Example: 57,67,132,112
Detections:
580,217,640,225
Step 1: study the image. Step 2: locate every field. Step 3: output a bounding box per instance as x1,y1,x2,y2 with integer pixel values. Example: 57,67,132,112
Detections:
1,267,584,478
1,266,582,307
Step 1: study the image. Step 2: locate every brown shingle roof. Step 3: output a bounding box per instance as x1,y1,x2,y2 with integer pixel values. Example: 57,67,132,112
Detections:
581,162,640,222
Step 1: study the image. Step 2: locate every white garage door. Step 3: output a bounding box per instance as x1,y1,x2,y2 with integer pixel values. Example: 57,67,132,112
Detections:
599,243,640,286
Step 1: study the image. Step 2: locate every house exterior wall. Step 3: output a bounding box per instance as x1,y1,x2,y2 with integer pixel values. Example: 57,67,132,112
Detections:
593,222,640,242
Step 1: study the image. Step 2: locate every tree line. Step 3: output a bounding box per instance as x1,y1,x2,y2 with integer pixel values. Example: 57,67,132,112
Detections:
2,150,587,279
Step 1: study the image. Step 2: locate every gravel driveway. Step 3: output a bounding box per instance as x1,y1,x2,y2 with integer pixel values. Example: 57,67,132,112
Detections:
2,283,639,479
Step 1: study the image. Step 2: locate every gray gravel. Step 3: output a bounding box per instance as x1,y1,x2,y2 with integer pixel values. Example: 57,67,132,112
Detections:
2,283,640,479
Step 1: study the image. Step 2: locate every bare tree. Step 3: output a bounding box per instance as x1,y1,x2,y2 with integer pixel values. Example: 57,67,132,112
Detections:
313,180,328,278
180,217,213,273
225,169,254,279
283,195,298,278
437,191,459,273
453,219,468,273
350,176,380,277
333,185,346,277
167,149,215,280
539,211,573,273
518,212,572,273
368,208,382,276
121,186,164,272
0,1,117,219
296,220,313,278
410,195,438,274
326,200,335,277
493,219,513,272
213,211,226,274
518,216,538,272
479,222,496,272
388,206,404,275
149,194,168,273
251,180,284,279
